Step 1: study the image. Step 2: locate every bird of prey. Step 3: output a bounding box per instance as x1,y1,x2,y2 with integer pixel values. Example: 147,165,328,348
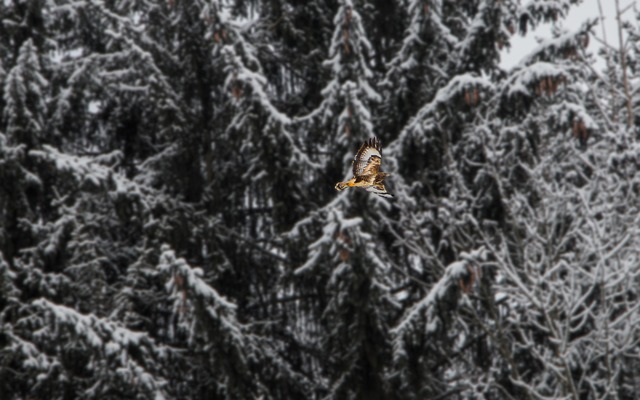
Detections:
335,137,393,198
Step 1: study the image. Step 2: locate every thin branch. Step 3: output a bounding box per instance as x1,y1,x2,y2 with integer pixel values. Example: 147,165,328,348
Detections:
577,51,614,130
598,0,619,124
615,0,634,129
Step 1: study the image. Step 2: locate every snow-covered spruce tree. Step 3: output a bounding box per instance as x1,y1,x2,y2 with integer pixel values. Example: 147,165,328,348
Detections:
299,0,382,179
379,1,610,398
286,1,401,398
3,39,48,150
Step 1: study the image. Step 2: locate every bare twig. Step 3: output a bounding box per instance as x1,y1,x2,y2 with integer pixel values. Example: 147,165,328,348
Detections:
597,0,619,124
615,0,635,129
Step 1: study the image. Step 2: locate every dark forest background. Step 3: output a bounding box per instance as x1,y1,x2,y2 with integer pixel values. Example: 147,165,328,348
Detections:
2,0,640,399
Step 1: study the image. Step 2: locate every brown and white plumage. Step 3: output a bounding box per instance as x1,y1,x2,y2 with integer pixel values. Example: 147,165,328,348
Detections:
335,137,393,198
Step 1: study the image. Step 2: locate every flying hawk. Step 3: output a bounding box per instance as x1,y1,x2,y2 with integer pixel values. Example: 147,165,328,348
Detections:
335,137,393,198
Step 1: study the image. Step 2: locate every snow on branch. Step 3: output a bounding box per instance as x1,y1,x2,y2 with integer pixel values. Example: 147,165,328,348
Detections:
392,248,488,350
116,36,183,108
293,207,362,276
157,245,271,396
513,20,594,69
28,298,167,399
157,245,245,346
389,73,493,152
222,45,321,170
223,45,290,124
285,190,350,239
29,145,122,190
501,61,569,99
546,101,598,144
0,254,20,307
431,74,493,107
32,299,155,353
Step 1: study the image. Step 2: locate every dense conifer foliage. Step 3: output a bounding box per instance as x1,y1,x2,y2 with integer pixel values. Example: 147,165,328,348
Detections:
1,0,639,399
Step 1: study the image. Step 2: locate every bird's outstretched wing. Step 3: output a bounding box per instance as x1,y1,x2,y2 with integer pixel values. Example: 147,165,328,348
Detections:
352,137,382,178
